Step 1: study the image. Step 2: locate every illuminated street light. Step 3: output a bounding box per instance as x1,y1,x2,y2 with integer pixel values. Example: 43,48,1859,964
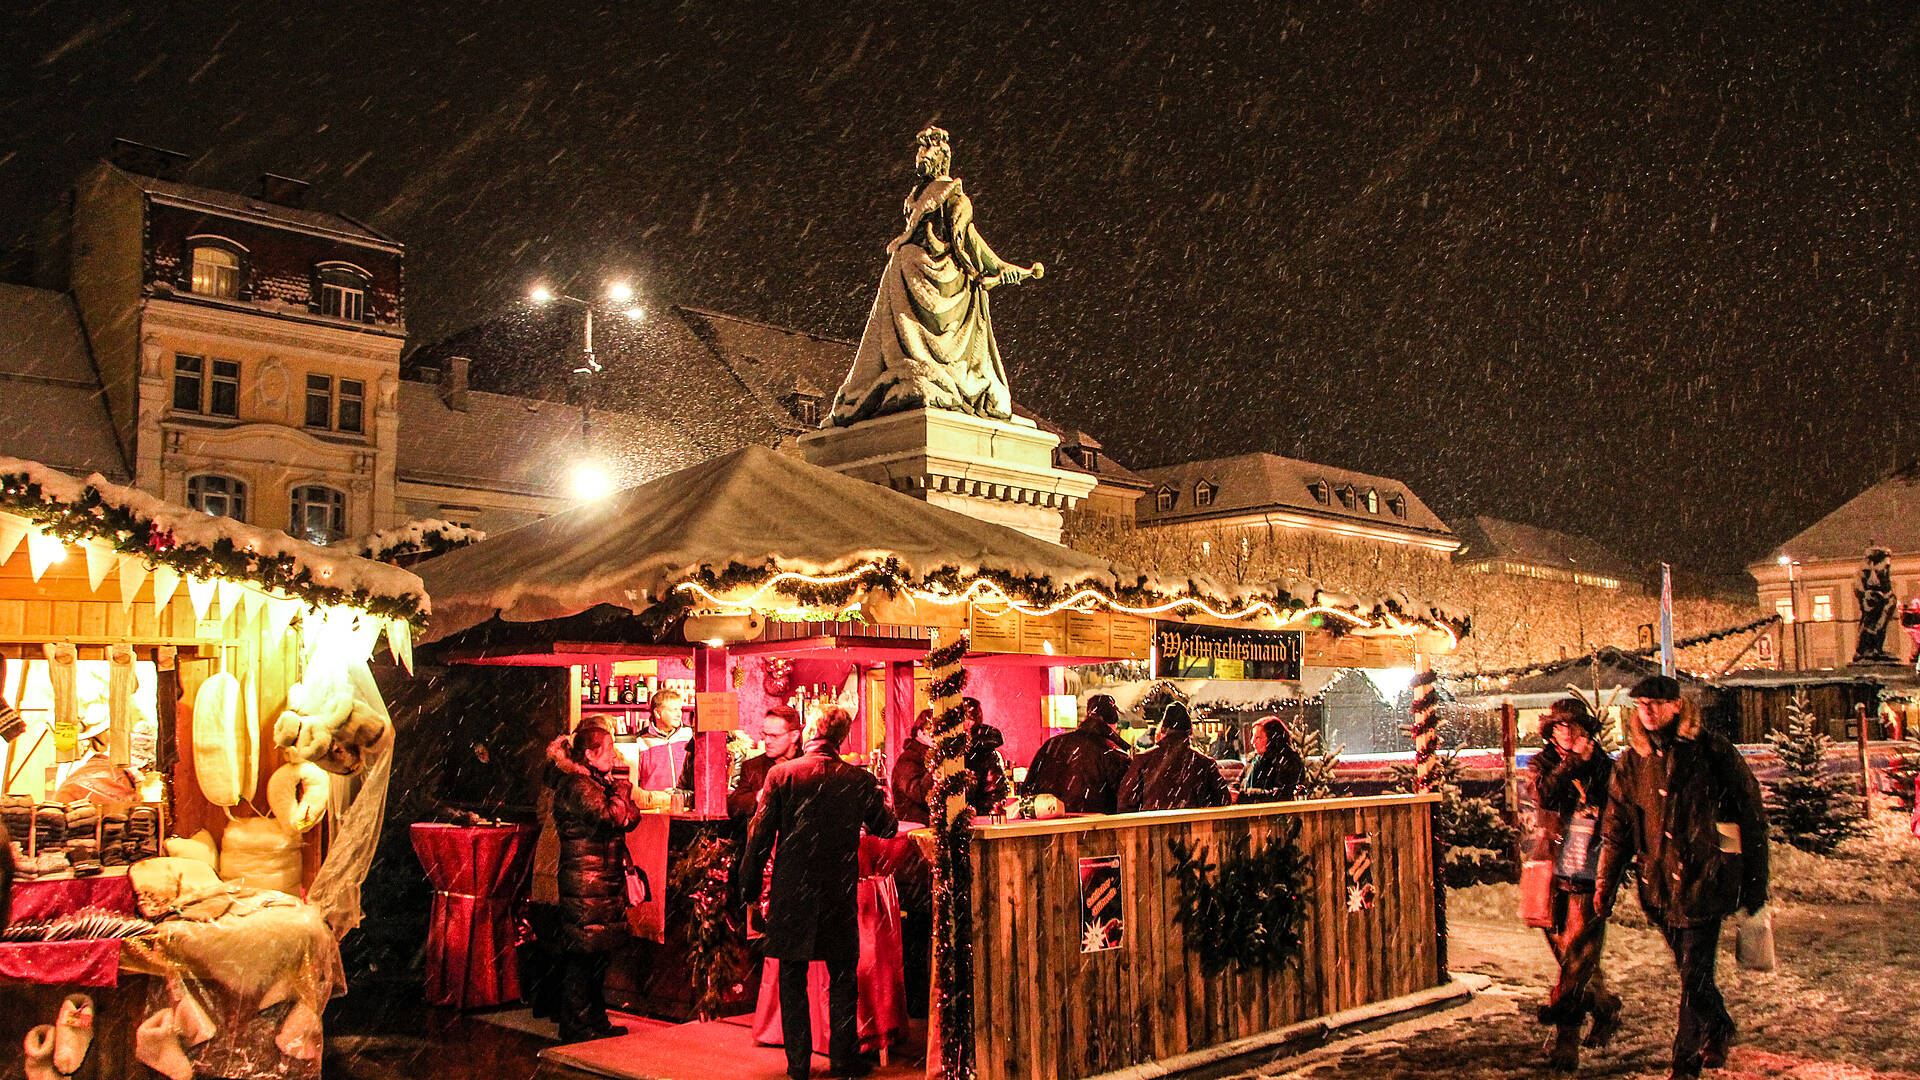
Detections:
529,285,554,303
570,461,613,501
623,306,645,322
606,282,633,302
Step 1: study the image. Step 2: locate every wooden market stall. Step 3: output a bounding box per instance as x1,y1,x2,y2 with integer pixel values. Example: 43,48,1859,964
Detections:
412,445,1467,1080
0,458,425,1080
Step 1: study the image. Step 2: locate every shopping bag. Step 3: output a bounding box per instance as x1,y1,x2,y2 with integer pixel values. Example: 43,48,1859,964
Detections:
1519,859,1555,928
1555,810,1601,881
1736,906,1776,972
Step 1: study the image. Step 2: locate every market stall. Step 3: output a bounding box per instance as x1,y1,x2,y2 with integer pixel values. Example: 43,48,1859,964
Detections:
412,445,1467,1080
0,458,425,1080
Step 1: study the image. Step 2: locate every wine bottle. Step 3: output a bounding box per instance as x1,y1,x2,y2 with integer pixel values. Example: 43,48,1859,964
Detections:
587,673,601,705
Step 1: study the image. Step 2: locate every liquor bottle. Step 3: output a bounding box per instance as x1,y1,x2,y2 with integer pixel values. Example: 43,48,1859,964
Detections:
621,677,634,704
581,671,592,705
587,672,601,705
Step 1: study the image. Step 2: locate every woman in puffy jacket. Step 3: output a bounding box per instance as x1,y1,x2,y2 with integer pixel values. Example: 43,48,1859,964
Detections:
1526,697,1620,1071
1238,716,1306,803
546,723,641,1043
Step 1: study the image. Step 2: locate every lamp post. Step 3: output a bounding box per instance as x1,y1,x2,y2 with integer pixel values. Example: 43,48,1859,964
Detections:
1778,554,1804,670
528,283,644,502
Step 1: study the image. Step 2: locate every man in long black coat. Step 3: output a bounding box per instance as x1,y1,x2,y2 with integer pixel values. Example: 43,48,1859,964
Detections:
1116,702,1230,812
743,706,899,1080
1020,694,1131,813
728,704,804,825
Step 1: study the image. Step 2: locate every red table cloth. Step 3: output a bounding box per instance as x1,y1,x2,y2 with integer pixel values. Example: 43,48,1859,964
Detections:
9,874,140,921
0,939,124,987
752,833,916,1056
410,822,538,1009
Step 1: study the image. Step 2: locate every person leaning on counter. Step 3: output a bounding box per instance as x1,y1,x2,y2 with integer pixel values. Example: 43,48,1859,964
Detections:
1020,694,1131,814
1116,702,1231,812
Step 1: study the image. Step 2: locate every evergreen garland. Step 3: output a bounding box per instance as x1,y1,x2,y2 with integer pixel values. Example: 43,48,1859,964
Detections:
925,634,975,1080
0,467,427,627
668,827,749,1021
1765,696,1865,856
1165,823,1311,975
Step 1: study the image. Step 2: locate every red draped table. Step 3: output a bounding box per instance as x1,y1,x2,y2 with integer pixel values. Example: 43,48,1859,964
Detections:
411,822,538,1008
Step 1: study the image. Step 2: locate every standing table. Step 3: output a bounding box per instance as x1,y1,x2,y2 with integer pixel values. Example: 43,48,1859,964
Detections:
410,822,538,1008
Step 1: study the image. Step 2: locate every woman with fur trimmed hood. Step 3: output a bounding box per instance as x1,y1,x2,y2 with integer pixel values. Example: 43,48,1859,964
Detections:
1526,697,1621,1070
545,723,641,1043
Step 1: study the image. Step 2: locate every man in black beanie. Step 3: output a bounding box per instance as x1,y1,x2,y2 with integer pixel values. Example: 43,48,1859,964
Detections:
1115,702,1230,812
1597,676,1769,1079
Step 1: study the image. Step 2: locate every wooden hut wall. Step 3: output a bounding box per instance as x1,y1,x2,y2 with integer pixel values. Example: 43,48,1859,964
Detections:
970,795,1440,1080
1724,683,1881,743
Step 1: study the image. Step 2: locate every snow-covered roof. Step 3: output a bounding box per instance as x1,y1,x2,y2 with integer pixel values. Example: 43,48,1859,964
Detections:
0,456,427,623
1133,451,1455,539
110,163,400,250
1767,461,1920,562
1453,515,1638,581
414,444,1286,643
0,284,130,481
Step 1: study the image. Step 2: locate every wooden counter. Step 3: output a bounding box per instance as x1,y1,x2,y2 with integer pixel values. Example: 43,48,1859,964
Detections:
969,793,1442,1080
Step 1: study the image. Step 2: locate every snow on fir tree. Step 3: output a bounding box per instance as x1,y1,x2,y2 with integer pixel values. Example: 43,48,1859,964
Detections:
1292,719,1343,800
1765,696,1865,856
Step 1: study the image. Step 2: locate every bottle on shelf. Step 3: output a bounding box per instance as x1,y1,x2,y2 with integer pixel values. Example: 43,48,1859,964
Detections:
622,676,635,704
587,672,601,705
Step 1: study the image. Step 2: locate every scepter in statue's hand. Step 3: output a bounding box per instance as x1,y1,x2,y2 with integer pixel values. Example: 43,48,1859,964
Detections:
981,261,1044,290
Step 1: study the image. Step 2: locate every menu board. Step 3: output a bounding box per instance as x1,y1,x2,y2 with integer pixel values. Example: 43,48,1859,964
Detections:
1106,615,1152,659
1065,611,1110,655
964,605,1151,660
969,605,1022,653
1018,611,1068,654
1301,631,1416,669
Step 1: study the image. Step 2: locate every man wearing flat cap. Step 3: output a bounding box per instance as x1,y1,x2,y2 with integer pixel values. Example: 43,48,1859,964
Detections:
1596,676,1769,1080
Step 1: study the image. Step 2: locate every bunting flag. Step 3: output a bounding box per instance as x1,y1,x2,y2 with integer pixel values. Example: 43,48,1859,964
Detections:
83,541,116,591
385,619,414,674
0,516,28,565
25,530,65,582
185,575,216,621
265,594,301,644
215,578,244,622
242,587,268,631
150,565,181,617
117,556,148,611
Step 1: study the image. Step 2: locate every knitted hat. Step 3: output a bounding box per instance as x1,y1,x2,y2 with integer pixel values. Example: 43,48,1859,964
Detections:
1628,675,1682,702
1541,697,1601,738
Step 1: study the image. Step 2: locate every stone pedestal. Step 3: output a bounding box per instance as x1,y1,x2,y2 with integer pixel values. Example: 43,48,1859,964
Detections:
799,409,1097,545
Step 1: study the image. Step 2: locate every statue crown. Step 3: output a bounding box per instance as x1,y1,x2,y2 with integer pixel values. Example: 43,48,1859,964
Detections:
916,126,951,150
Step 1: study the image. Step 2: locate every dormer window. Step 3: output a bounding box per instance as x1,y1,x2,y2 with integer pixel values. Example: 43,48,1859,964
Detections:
1363,488,1379,513
313,263,372,322
188,242,244,299
1306,479,1330,505
1076,447,1100,471
1385,493,1406,518
1336,484,1357,510
1155,486,1175,512
1194,481,1216,508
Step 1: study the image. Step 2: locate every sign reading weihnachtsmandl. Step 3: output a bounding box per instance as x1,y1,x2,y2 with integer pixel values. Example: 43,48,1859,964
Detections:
1151,622,1302,681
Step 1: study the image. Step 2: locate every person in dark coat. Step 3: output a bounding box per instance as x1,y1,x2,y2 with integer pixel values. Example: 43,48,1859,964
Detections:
728,705,804,825
545,723,642,1042
1020,694,1131,813
1597,677,1769,1080
1527,697,1621,1070
962,698,1011,816
891,709,935,822
742,706,900,1080
1206,723,1242,762
1116,703,1230,812
1238,716,1307,803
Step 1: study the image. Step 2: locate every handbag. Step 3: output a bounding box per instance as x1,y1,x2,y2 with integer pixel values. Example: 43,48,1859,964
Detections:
1736,906,1776,971
1519,858,1556,928
1555,809,1602,881
622,859,651,906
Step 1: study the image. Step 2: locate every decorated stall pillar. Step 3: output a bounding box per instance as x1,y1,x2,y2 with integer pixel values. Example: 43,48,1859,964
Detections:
926,633,974,1080
691,646,730,816
1407,654,1447,974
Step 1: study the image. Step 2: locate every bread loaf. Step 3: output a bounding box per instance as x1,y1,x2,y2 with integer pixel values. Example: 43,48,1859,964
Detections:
191,673,247,807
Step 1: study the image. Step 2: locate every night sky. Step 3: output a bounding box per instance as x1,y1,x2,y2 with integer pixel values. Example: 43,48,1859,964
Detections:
6,2,1916,578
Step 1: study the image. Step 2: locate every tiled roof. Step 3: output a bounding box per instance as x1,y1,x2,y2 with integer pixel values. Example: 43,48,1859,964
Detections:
1133,451,1452,537
1453,515,1638,580
0,285,129,480
1770,462,1920,562
110,164,399,249
675,306,856,407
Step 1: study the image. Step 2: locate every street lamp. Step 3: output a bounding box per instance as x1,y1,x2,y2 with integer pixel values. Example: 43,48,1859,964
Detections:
528,281,646,501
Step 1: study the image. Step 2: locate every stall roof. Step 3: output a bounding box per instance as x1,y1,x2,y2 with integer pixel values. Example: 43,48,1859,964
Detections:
1444,646,1711,704
414,444,1287,644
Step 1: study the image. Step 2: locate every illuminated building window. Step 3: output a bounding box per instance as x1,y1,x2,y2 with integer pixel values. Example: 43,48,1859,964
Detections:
292,485,347,545
1194,481,1215,508
189,245,241,298
1363,488,1379,513
186,475,247,521
1812,594,1833,621
1774,597,1795,622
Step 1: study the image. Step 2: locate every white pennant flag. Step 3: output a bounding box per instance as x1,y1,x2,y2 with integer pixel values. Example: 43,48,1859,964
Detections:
265,595,301,643
83,542,116,592
242,586,268,630
185,576,216,621
0,516,27,566
385,619,415,675
117,557,149,611
150,565,181,617
26,530,66,582
215,578,243,621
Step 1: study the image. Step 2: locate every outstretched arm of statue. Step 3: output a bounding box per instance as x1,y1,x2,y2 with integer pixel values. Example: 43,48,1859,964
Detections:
950,188,1043,288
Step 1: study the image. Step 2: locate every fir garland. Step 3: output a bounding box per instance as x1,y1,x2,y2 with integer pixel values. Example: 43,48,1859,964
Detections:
0,469,427,627
1405,661,1449,972
925,633,975,1080
1165,823,1311,975
1451,616,1782,683
667,827,749,1021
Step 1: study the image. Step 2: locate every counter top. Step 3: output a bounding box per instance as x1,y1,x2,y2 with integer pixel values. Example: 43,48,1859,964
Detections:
971,791,1440,838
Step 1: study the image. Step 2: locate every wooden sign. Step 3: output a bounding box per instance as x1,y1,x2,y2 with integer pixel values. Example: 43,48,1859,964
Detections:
1064,611,1110,656
693,691,738,733
1018,611,1067,655
1106,615,1152,660
969,605,1021,653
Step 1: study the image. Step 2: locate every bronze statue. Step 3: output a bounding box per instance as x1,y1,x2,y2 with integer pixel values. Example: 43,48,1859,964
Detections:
1853,545,1898,664
829,126,1044,426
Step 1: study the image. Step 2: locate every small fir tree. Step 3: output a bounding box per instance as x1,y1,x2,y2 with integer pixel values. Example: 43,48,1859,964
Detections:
1291,719,1344,799
1390,748,1519,886
1765,696,1865,856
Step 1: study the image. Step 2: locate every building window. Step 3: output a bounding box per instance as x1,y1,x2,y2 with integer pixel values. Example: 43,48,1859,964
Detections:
189,246,241,299
1155,487,1175,512
291,485,347,545
186,475,246,521
313,263,373,321
337,379,364,433
304,375,365,433
1363,488,1379,513
1774,597,1795,623
1307,480,1330,505
1385,493,1406,517
1194,481,1215,508
171,355,238,417
1812,593,1833,621
790,395,820,427
1337,484,1357,510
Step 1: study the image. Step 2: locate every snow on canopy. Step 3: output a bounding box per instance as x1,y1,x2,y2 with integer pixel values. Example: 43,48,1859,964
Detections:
415,444,1295,643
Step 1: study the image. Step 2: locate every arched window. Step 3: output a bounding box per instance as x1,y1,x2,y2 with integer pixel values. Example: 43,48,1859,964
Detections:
1336,484,1357,510
1306,479,1330,505
291,485,347,545
313,263,372,321
186,475,247,521
1364,488,1379,513
188,243,243,299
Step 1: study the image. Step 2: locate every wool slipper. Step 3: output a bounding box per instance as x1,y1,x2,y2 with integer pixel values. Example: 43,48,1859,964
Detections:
53,993,94,1074
275,1001,323,1061
171,986,218,1048
134,1009,194,1080
22,1025,58,1080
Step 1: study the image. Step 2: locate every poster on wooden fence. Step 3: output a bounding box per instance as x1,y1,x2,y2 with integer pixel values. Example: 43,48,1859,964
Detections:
1343,833,1377,912
1078,854,1124,952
